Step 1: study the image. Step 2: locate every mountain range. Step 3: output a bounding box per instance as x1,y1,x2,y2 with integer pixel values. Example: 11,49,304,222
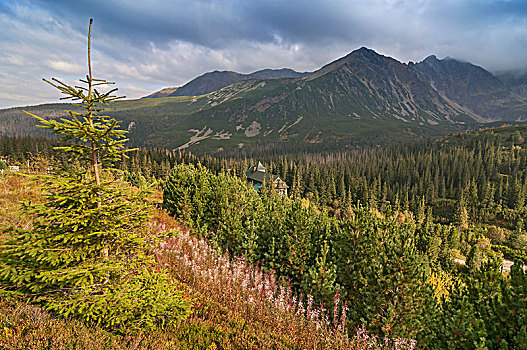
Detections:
145,68,310,98
495,70,527,98
1,47,526,154
411,56,527,121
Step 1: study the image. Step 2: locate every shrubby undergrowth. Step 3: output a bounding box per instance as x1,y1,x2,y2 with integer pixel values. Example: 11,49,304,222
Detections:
0,19,191,333
162,163,432,339
0,174,395,349
163,162,527,348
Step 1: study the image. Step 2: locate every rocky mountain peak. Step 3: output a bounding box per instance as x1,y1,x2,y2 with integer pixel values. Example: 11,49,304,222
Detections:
422,55,438,63
351,46,380,56
413,54,525,121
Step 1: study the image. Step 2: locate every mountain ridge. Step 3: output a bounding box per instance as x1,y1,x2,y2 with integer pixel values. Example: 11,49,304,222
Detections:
144,87,179,98
412,55,527,121
146,68,310,98
3,47,527,154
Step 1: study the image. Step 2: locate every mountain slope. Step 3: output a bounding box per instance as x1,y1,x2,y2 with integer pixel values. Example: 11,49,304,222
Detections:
5,47,522,154
144,87,179,98
165,68,309,97
412,56,527,121
107,47,475,152
303,47,472,124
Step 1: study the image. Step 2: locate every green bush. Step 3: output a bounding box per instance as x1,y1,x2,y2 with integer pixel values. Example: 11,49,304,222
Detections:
163,163,263,258
334,207,436,339
0,19,191,332
424,259,527,349
162,163,331,289
162,163,438,339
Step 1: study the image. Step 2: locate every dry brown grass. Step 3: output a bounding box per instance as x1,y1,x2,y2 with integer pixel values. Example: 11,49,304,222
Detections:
0,174,42,233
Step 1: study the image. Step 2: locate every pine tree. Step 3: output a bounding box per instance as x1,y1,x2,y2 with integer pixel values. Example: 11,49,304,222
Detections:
457,194,470,230
0,159,6,175
301,241,340,308
0,19,190,332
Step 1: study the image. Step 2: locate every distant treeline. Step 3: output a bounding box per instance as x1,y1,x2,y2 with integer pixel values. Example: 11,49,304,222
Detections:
0,135,55,163
3,126,527,256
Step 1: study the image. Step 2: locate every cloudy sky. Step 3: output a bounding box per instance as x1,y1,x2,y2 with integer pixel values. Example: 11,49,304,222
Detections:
1,0,526,108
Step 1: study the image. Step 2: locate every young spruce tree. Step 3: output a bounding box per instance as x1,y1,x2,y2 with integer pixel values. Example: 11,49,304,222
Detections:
0,19,191,332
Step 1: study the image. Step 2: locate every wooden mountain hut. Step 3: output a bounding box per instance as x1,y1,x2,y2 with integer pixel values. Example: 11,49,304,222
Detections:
245,161,289,197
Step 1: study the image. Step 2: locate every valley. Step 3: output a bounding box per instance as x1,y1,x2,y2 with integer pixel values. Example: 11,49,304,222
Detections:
3,2,527,348
2,43,527,350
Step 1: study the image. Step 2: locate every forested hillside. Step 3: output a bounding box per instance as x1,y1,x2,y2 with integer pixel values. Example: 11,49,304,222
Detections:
3,10,527,349
108,125,527,258
3,120,527,348
4,124,527,259
159,162,527,347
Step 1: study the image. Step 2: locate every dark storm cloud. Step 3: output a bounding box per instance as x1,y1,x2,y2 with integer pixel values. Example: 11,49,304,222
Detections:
28,0,272,48
1,0,527,108
24,0,381,55
82,1,527,70
26,1,527,49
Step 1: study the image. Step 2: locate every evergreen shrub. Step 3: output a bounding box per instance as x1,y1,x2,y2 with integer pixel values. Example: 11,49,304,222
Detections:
0,19,191,332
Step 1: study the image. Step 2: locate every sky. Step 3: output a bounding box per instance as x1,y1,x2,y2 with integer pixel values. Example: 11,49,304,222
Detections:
1,0,527,109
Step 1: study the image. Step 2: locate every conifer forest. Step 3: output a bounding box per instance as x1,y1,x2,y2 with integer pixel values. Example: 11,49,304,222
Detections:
1,14,527,350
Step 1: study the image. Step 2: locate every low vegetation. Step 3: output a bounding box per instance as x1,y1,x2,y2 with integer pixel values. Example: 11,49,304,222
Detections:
161,162,527,348
2,18,527,350
1,174,384,349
